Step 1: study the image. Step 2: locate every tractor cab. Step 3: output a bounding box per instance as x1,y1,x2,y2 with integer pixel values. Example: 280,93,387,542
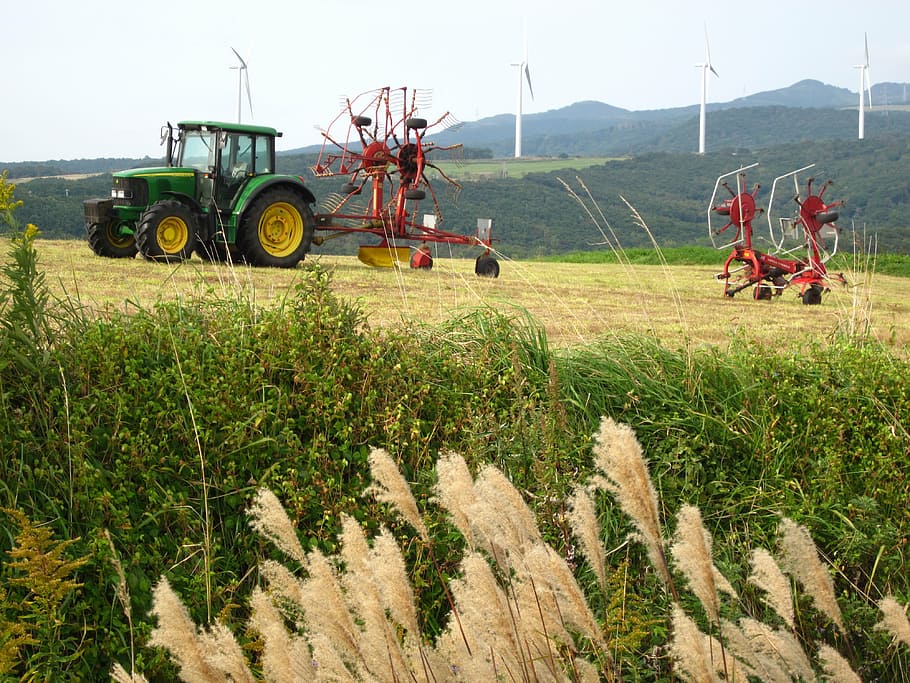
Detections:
168,121,279,213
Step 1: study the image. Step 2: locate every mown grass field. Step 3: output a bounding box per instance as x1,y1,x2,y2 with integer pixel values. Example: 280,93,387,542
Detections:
24,238,910,353
428,156,620,180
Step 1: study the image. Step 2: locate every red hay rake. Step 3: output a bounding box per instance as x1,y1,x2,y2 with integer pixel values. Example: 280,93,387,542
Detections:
709,163,846,304
310,86,498,275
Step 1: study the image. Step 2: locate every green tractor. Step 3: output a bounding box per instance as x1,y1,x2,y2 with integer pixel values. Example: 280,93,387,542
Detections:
83,121,316,267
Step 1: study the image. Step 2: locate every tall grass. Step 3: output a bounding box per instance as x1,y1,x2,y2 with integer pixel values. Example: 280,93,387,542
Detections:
142,420,910,682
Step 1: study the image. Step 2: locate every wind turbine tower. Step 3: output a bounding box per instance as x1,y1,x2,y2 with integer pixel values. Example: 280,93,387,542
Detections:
231,47,254,124
511,37,534,158
855,33,872,140
696,25,718,155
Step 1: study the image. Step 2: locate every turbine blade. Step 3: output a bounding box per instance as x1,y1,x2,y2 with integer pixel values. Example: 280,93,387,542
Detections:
703,24,718,77
231,47,247,69
524,64,534,100
244,72,254,118
864,32,870,67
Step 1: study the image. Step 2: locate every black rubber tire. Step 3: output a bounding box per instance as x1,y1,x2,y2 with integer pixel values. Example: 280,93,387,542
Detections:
475,254,500,278
341,183,361,195
754,285,773,300
406,117,427,130
816,211,839,224
404,188,426,201
238,188,314,268
802,284,823,305
353,115,372,127
136,200,197,262
87,220,138,258
195,240,235,263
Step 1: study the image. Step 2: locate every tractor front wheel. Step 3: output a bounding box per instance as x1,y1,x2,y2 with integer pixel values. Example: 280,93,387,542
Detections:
136,200,197,262
238,188,314,268
87,220,138,258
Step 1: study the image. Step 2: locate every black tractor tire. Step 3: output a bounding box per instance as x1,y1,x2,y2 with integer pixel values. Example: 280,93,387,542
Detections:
87,221,138,259
196,240,236,263
754,284,773,300
404,188,426,201
353,115,372,127
475,254,500,278
406,117,428,130
238,188,314,268
816,211,839,224
136,200,198,262
802,284,823,305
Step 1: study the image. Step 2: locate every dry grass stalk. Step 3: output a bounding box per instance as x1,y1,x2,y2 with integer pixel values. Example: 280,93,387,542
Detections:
817,643,862,683
777,517,844,632
875,595,910,648
365,447,429,542
567,485,607,594
747,548,794,629
148,577,253,683
246,488,308,567
590,416,671,587
670,505,736,625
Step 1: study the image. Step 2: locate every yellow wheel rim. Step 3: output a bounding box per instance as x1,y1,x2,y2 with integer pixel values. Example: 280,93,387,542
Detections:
156,216,189,253
107,223,135,249
258,202,304,257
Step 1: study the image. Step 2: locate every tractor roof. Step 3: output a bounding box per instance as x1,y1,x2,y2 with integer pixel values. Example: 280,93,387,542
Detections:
178,121,282,137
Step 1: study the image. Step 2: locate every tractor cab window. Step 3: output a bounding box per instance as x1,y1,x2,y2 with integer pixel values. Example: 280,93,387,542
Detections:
254,136,273,174
222,134,254,179
216,133,255,205
179,131,216,172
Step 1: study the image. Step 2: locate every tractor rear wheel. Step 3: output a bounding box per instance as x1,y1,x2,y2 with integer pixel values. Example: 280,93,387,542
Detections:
87,220,138,258
238,188,314,268
136,200,197,262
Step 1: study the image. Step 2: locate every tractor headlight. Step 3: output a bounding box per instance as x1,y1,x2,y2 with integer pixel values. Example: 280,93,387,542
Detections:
111,188,132,200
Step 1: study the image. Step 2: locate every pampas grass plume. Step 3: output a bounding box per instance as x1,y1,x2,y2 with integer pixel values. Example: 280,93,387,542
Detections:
670,504,735,624
817,643,862,683
777,517,844,632
875,595,910,648
748,548,794,629
591,416,670,586
247,488,308,567
567,485,607,593
365,448,429,542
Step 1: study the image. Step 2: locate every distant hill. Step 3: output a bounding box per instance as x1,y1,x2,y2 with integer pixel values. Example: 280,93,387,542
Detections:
4,79,908,175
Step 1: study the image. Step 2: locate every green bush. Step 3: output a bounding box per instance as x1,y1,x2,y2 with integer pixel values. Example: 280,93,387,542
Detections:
0,229,907,678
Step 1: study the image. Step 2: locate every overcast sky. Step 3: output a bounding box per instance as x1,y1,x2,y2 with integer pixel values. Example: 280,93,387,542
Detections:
2,0,907,162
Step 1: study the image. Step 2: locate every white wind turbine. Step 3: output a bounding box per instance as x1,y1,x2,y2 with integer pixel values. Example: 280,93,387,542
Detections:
855,33,872,140
230,47,254,123
511,36,534,158
695,25,719,155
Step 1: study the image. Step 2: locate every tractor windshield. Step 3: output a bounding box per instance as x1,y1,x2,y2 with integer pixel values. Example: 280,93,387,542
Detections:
178,131,217,172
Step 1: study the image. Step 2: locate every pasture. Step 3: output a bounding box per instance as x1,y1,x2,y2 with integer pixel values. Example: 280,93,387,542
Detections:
428,156,620,180
25,238,910,353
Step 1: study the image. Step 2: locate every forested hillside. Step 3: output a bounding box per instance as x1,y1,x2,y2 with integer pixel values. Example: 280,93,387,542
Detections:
11,134,908,254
